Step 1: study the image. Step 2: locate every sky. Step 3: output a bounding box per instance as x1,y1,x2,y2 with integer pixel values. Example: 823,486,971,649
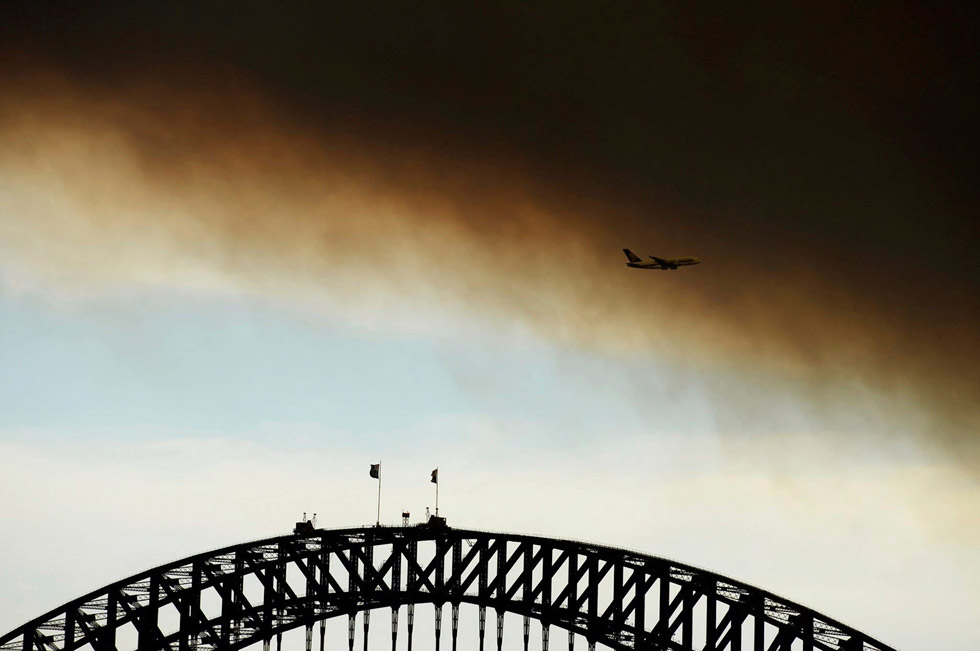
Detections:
0,3,978,649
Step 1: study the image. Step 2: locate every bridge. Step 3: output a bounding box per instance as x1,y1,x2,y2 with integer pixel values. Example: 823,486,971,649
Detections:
0,521,895,651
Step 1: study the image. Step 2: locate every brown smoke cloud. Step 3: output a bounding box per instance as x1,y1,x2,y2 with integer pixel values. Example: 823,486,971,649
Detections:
0,3,977,468
1,69,976,465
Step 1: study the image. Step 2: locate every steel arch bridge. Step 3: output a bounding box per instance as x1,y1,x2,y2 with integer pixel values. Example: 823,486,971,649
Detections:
0,522,895,651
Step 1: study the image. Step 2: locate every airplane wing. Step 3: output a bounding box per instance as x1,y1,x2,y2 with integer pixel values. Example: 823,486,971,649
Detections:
649,255,669,266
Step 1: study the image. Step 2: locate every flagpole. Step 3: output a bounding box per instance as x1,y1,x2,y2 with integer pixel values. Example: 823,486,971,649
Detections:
435,467,439,517
376,462,382,526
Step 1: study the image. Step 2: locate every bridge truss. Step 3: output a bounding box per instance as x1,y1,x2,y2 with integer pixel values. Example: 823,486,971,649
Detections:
0,522,896,651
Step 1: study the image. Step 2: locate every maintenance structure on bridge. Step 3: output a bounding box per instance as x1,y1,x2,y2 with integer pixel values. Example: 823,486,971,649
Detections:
0,521,896,651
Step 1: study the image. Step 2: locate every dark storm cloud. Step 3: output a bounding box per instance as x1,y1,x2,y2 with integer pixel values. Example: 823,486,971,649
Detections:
1,3,977,460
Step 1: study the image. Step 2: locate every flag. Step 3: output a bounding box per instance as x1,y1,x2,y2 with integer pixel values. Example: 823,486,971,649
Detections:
370,463,380,479
431,468,438,484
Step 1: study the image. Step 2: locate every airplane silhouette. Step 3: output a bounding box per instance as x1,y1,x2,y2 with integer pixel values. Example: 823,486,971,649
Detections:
623,249,701,270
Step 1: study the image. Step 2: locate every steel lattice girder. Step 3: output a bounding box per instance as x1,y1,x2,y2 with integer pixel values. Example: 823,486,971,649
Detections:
0,524,897,651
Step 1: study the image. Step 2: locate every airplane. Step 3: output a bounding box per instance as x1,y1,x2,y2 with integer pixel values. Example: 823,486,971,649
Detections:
623,249,701,270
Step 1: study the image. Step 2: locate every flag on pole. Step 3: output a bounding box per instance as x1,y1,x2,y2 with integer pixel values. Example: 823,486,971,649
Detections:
431,468,438,484
370,463,382,525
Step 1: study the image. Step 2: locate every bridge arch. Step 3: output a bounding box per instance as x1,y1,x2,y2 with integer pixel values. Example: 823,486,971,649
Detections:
0,523,895,651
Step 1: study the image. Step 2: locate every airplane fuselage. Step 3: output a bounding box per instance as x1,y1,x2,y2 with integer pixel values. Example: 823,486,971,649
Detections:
626,257,701,270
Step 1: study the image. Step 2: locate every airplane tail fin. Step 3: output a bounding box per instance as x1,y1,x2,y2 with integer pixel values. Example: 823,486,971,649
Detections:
623,249,642,263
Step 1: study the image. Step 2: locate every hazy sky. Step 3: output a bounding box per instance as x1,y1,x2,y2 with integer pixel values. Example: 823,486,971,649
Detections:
0,3,978,649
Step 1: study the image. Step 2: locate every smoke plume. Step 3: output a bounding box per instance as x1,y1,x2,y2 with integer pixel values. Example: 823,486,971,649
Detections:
1,3,976,466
